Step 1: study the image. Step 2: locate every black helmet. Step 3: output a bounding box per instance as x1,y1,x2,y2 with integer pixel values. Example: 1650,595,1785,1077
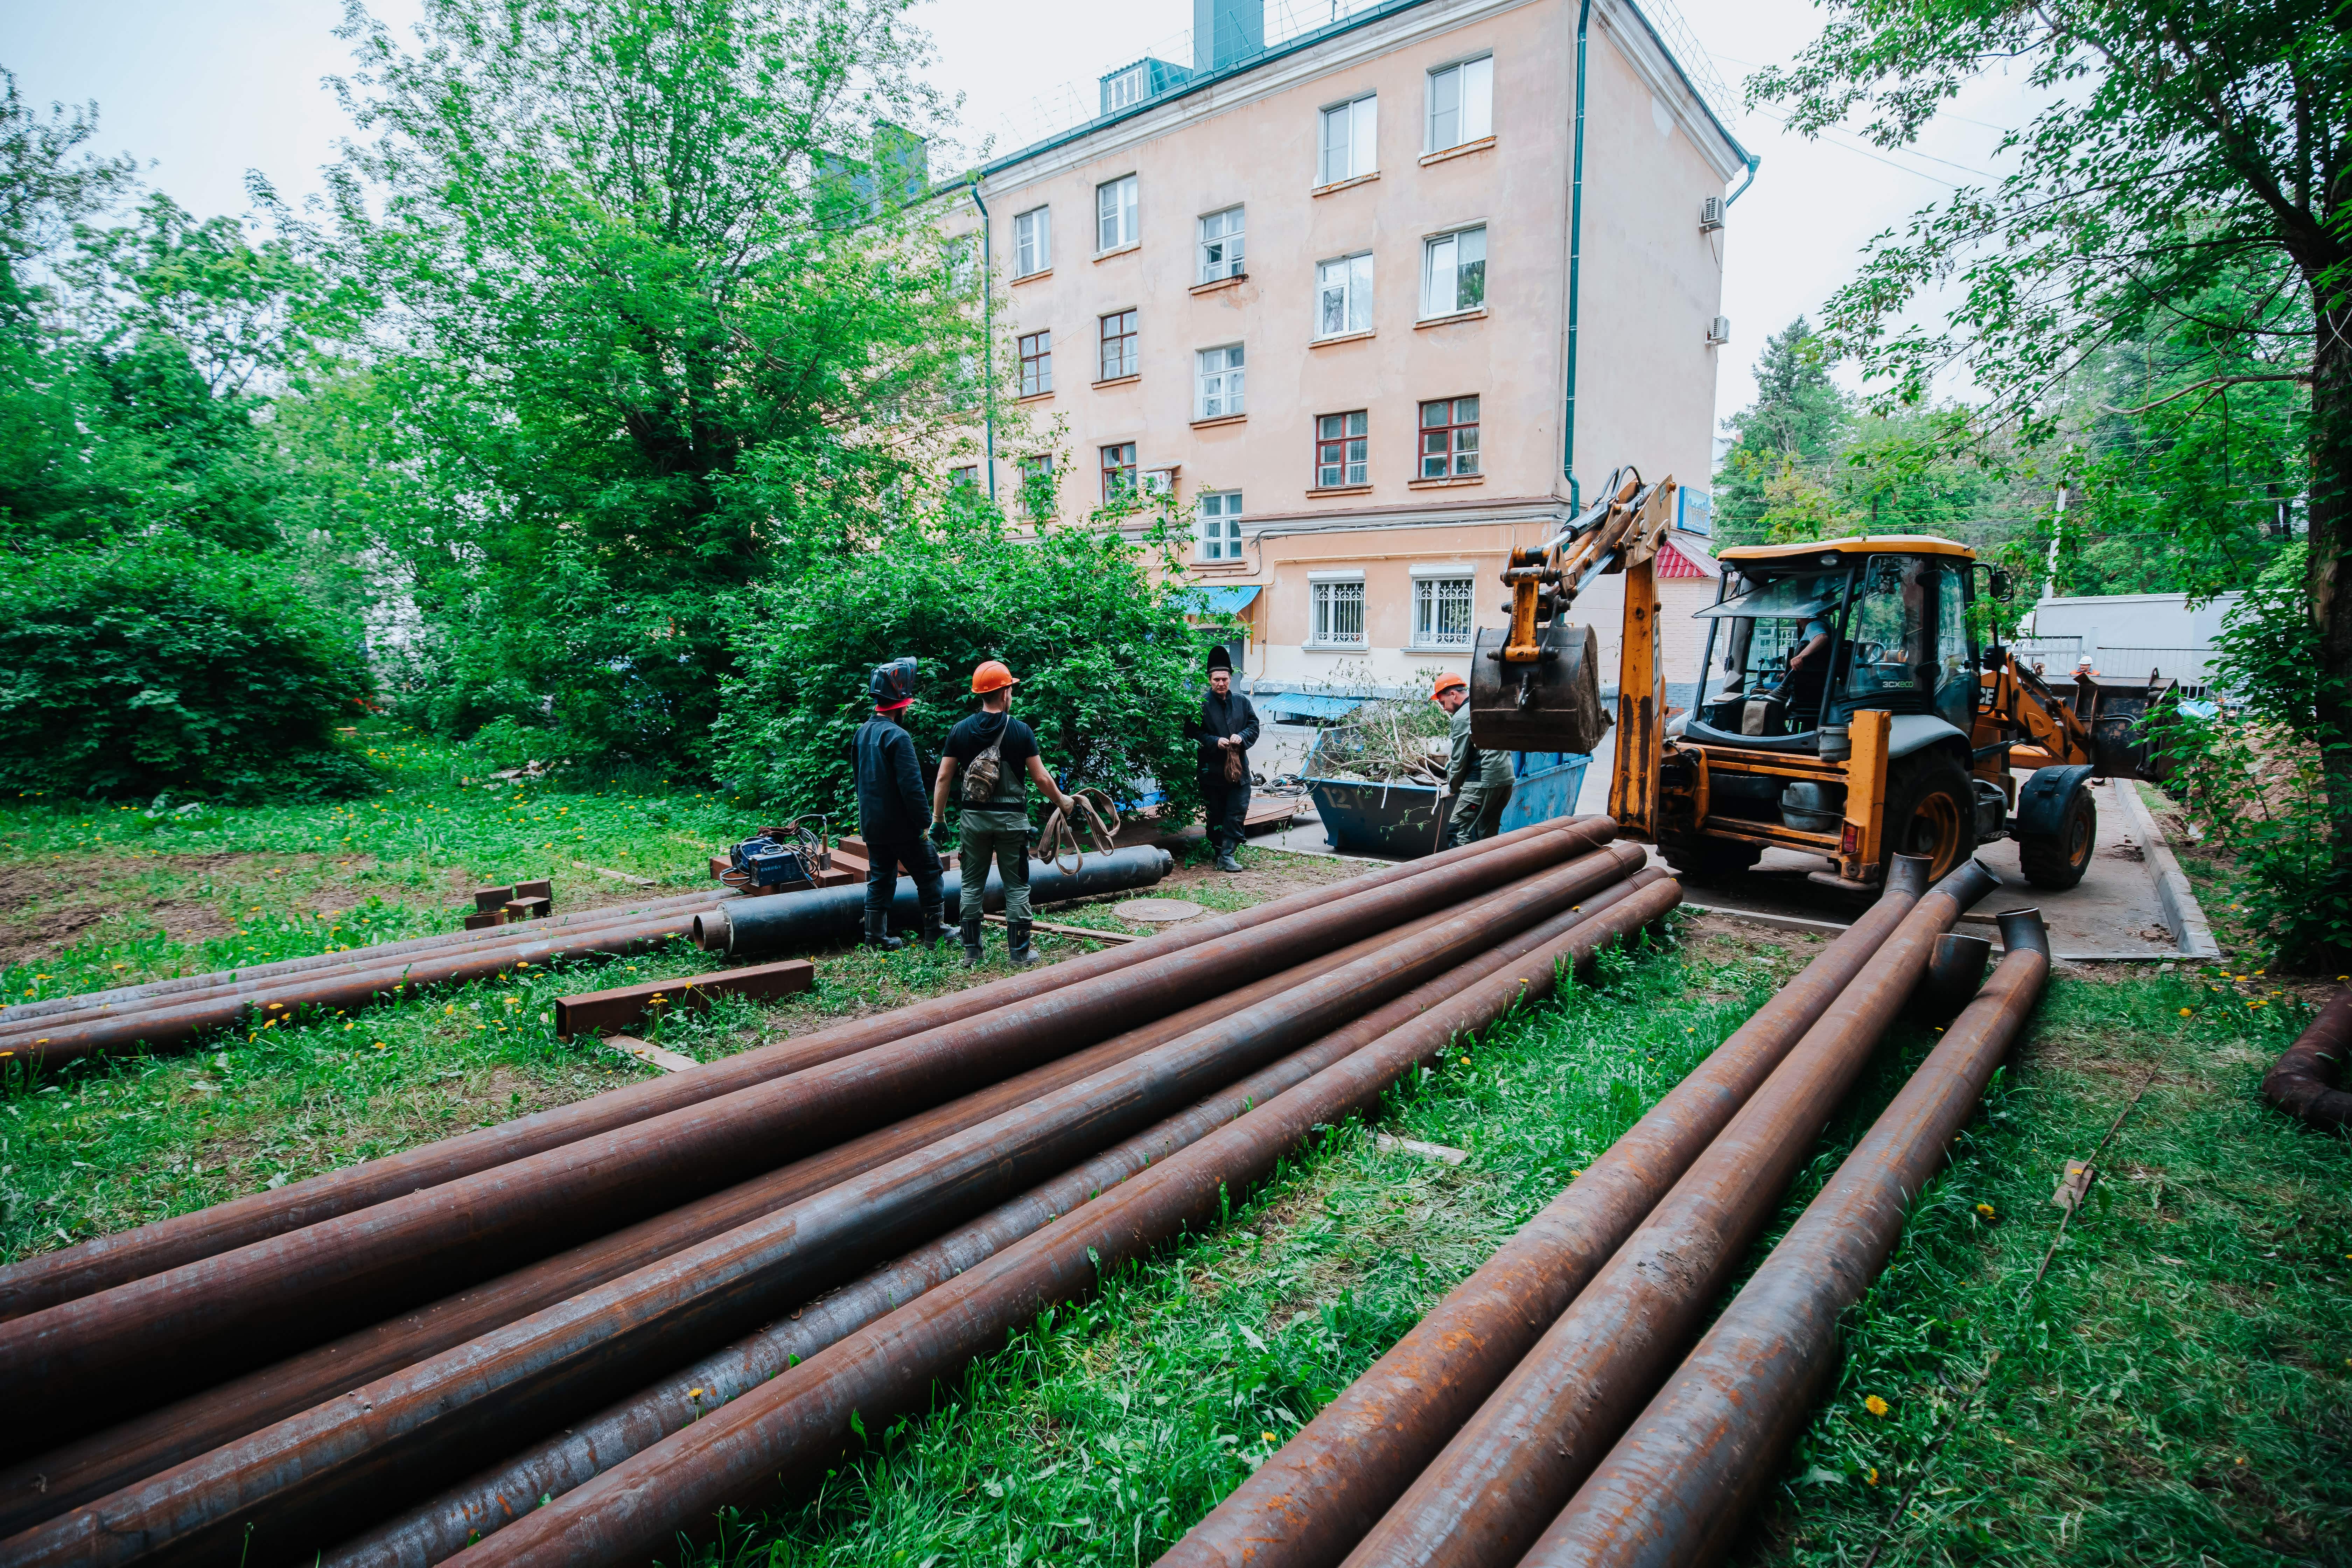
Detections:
1206,643,1233,674
869,657,919,706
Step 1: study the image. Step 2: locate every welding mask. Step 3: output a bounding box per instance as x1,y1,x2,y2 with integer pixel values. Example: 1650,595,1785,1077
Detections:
869,657,919,707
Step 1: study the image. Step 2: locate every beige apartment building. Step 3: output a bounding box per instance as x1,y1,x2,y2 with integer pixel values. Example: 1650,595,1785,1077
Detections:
952,0,1749,710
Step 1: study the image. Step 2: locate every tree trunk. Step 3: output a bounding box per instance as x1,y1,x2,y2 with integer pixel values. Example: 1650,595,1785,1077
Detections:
2302,281,2352,963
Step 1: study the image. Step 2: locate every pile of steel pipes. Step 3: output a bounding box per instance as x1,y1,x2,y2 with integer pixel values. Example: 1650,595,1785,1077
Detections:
1161,855,2052,1568
0,815,1675,1568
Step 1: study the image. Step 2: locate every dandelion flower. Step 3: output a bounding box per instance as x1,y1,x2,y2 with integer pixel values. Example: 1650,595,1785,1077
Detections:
1975,1203,1996,1219
1459,1055,1471,1065
2179,1007,2193,1017
1260,1432,1276,1443
1865,1468,1879,1485
1864,1394,1890,1418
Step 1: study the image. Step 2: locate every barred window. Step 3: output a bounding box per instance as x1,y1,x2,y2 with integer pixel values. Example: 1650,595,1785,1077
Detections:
1312,580,1366,646
1414,575,1474,646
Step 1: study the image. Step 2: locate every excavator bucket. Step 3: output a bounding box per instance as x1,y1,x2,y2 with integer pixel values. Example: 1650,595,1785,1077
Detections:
2069,671,2180,783
1468,620,1608,754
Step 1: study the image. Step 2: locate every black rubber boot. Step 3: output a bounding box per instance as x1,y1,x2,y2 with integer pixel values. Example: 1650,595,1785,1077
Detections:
918,897,947,950
1216,845,1242,873
1007,918,1035,968
863,909,904,952
960,917,985,968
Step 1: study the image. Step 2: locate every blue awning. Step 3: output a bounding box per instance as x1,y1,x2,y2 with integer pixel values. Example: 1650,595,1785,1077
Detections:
1175,584,1262,614
1266,693,1367,721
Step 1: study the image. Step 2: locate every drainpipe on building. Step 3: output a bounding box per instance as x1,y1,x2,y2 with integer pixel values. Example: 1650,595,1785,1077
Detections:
1561,0,1593,514
1724,151,1761,205
968,177,999,503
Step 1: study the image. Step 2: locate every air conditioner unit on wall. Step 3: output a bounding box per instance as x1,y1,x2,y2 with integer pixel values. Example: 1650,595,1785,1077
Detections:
1706,316,1731,345
1700,196,1724,233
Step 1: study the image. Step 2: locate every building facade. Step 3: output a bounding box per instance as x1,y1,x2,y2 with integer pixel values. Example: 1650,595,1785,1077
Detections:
954,0,1750,702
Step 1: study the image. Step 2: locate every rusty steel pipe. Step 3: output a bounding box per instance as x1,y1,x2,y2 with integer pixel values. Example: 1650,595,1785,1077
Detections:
0,818,1594,1330
1337,858,2000,1568
421,881,1683,1568
1903,930,1993,1024
1158,855,1938,1568
0,889,738,1038
0,826,1617,1447
0,887,1497,1537
2262,988,2352,1130
4,848,1644,1567
324,870,1675,1568
1522,908,2051,1568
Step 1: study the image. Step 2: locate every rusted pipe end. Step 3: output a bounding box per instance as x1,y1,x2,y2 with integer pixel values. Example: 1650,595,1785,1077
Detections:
1883,853,1934,902
692,908,731,954
2263,990,2352,1130
1907,931,1994,1023
1937,857,2002,913
1995,906,2050,958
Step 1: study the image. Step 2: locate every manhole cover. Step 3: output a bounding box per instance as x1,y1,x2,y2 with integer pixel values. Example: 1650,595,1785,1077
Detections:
1115,898,1208,923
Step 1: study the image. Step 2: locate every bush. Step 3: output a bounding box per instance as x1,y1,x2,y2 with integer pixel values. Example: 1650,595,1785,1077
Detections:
715,510,1225,828
0,539,377,800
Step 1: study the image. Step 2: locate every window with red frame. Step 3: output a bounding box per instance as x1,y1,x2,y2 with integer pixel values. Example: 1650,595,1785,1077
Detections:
1418,395,1480,478
1018,330,1053,397
1316,411,1369,487
1101,442,1137,499
1099,310,1137,379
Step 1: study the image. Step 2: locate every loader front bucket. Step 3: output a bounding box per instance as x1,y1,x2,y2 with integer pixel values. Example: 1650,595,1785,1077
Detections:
2070,670,2180,782
1469,620,1608,754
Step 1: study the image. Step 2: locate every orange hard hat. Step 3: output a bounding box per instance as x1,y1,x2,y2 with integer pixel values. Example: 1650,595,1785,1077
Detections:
1432,672,1468,699
971,659,1020,695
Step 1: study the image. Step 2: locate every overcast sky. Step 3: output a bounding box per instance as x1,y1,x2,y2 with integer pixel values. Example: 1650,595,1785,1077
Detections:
0,0,2036,421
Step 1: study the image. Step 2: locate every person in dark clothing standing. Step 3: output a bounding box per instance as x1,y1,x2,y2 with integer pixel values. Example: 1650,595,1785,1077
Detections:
852,658,946,952
931,659,1078,969
1190,645,1260,873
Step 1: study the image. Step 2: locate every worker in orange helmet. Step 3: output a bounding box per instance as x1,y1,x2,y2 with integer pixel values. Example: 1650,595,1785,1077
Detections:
1432,670,1511,848
932,659,1079,968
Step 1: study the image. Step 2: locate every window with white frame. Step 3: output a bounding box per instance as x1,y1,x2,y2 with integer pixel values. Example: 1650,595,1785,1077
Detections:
1104,63,1150,111
1196,343,1245,418
1097,175,1139,251
945,235,979,293
1311,579,1367,646
1427,56,1494,150
1421,225,1487,316
1199,206,1245,282
1413,573,1475,647
1316,251,1373,338
1315,411,1368,487
1198,491,1244,560
1013,205,1051,275
1317,93,1378,185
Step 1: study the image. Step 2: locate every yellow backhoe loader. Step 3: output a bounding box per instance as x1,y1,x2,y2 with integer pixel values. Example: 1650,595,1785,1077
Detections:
1468,468,2174,891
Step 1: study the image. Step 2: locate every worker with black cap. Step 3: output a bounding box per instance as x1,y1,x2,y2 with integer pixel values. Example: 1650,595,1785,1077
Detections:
1433,670,1512,847
931,659,1079,968
853,658,947,951
1190,644,1260,873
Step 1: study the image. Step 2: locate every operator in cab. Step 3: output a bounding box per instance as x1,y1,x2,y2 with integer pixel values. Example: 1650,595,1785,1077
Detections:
931,659,1078,970
852,658,947,953
1433,671,1512,847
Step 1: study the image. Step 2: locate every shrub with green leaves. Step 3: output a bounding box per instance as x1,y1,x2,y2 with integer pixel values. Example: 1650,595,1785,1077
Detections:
0,539,376,800
716,509,1225,827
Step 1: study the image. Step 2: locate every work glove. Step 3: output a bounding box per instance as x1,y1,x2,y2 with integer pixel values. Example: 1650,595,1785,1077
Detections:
928,819,953,851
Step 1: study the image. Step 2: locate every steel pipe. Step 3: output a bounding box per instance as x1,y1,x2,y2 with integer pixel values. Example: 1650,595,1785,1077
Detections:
1337,858,2000,1568
1158,854,1938,1568
4,848,1643,1566
0,825,1617,1441
2262,987,2352,1130
1522,908,2050,1568
416,882,1684,1568
0,818,1593,1326
324,870,1675,1568
695,846,1174,956
1903,930,1993,1024
0,887,1499,1536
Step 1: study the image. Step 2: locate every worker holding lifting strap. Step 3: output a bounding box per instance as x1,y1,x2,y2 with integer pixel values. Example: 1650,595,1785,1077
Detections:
1433,670,1512,848
932,659,1078,969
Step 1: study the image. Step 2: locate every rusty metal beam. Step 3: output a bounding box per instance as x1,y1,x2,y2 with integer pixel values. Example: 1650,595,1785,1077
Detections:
2263,987,2352,1130
1520,908,2050,1568
550,960,815,1040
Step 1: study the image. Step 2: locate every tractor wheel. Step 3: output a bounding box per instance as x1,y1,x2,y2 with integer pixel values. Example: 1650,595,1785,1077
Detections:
1882,753,1974,883
2019,783,2096,890
1663,838,1764,883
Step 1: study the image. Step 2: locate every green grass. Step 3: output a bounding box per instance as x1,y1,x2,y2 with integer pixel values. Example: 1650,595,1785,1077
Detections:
670,930,2352,1568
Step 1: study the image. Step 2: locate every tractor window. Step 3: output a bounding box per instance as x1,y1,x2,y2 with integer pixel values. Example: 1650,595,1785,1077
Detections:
1932,561,1973,729
1839,554,1935,711
1694,569,1845,735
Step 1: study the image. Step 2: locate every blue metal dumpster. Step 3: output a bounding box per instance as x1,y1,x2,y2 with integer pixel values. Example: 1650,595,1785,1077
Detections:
1305,777,1457,857
1498,751,1593,834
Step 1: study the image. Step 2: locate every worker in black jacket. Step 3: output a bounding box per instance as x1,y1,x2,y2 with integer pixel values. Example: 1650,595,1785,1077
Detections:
852,658,946,951
1189,644,1260,873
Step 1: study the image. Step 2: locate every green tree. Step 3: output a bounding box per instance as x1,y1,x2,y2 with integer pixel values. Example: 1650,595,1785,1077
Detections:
1753,0,2352,954
322,0,983,763
1716,316,1849,542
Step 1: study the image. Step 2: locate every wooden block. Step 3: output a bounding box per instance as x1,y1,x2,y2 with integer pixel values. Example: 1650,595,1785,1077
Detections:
815,867,860,888
605,1035,700,1073
512,878,553,901
982,914,1139,945
464,910,506,931
1375,1133,1470,1166
709,855,732,881
473,884,516,912
503,896,552,921
837,835,869,859
553,958,817,1038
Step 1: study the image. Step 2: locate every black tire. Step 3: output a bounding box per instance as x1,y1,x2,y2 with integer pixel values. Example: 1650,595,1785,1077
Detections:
2019,784,2096,890
1663,838,1764,883
1882,752,1974,883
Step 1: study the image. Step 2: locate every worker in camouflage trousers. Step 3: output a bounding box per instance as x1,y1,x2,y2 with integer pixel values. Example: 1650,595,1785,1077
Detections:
1189,644,1260,873
1433,671,1512,848
932,659,1078,968
852,658,947,951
